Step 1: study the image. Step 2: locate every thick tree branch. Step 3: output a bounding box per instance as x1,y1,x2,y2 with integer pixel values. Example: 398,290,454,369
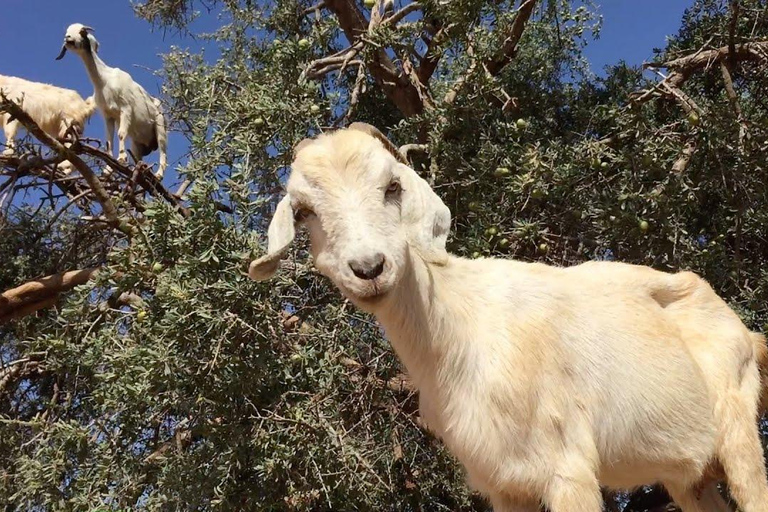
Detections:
642,41,768,91
0,268,98,323
719,60,748,149
671,140,696,173
324,0,426,117
486,0,537,76
444,0,537,106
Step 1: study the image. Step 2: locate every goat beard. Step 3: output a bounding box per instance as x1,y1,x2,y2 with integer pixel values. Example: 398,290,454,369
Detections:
55,45,67,60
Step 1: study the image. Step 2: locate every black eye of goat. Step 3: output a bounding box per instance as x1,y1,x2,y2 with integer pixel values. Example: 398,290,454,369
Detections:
385,181,401,196
294,207,314,222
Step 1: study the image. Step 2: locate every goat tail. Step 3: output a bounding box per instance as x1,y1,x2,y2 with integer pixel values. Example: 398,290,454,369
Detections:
752,331,768,415
153,98,168,179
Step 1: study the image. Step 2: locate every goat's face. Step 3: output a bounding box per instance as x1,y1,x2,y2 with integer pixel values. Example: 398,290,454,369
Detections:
56,24,97,60
249,124,451,308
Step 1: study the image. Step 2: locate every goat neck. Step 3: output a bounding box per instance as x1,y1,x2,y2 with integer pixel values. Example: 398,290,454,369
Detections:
372,251,472,390
78,45,109,89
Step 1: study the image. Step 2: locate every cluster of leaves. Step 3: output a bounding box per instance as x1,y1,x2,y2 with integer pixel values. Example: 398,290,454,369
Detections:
1,0,767,510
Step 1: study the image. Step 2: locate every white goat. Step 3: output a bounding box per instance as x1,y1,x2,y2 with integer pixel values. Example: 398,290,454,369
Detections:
55,23,168,178
0,74,95,157
249,123,768,512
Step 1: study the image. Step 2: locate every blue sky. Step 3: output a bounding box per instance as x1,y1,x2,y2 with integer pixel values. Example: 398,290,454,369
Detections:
2,0,692,190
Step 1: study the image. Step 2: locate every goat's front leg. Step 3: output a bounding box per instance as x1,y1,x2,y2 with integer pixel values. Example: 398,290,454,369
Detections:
116,110,130,164
489,493,537,512
104,117,115,157
3,118,18,155
543,469,603,512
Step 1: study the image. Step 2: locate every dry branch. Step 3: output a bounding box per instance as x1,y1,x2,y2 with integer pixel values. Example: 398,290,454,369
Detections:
485,0,538,76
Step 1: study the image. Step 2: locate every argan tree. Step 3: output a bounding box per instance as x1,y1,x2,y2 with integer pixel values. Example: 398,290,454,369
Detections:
1,0,766,510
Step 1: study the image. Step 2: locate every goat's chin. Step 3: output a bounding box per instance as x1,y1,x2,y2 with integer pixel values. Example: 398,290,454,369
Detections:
337,277,397,311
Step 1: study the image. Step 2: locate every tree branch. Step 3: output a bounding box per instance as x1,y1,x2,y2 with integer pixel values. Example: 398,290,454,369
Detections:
486,0,538,76
0,268,98,323
0,94,128,234
324,0,427,117
671,140,696,173
729,0,740,69
444,0,537,106
642,41,768,91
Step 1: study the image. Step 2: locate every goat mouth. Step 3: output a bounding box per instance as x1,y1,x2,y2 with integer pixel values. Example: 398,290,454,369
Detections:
355,282,392,303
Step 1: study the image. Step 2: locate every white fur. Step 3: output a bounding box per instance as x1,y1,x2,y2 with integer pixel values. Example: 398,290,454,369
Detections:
250,125,768,512
0,74,95,158
57,23,168,178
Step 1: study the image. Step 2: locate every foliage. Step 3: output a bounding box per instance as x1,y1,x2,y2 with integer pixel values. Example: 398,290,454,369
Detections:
1,0,767,510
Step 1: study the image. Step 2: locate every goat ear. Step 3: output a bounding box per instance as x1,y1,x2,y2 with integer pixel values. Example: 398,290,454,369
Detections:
248,194,296,281
348,122,408,164
399,164,451,265
87,34,100,53
293,137,315,157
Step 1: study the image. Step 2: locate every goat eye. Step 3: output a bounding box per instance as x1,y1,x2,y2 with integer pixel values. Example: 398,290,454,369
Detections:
385,181,401,196
294,207,314,222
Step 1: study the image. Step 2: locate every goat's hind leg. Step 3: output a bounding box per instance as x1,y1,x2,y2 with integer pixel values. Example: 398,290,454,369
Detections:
116,110,130,164
716,376,768,512
665,481,732,512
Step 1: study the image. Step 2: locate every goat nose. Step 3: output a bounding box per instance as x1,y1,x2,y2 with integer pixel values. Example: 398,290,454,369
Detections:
349,253,385,280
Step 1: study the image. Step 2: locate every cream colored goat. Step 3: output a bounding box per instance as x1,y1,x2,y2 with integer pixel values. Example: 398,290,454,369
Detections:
249,123,768,512
0,74,95,156
56,24,168,178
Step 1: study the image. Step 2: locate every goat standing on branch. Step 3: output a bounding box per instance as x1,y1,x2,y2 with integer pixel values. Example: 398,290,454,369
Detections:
0,74,95,165
250,124,768,512
56,23,168,178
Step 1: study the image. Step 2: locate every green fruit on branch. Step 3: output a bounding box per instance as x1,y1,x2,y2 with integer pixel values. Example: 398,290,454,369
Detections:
493,167,511,178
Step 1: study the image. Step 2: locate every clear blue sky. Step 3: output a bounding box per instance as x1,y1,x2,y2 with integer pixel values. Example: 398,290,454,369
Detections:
2,0,692,189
